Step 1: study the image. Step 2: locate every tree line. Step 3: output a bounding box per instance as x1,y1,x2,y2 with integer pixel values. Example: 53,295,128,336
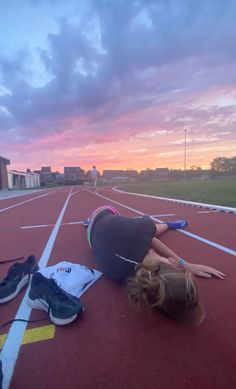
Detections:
210,156,236,173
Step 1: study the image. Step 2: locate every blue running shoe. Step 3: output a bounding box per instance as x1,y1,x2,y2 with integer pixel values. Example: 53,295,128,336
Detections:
83,218,90,227
166,220,188,230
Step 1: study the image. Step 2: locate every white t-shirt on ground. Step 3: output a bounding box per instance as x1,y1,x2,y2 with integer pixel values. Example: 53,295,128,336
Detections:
40,261,103,297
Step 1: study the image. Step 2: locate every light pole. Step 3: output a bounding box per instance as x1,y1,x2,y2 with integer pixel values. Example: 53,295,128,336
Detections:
184,129,187,180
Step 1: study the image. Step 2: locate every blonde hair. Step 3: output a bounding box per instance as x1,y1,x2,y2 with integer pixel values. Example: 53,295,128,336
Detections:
125,262,198,320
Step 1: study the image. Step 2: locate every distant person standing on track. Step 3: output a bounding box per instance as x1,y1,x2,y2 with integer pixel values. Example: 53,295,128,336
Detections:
90,166,99,190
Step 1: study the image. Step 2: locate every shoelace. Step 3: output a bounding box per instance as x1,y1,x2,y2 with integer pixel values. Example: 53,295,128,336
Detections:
0,315,48,330
0,256,24,265
47,278,75,302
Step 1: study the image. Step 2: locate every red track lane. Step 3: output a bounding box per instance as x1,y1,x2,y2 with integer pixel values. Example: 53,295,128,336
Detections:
0,186,235,389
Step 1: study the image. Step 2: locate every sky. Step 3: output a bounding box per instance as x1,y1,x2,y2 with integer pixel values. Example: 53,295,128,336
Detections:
0,0,236,173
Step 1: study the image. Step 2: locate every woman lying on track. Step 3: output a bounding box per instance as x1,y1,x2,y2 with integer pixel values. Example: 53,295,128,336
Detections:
84,206,225,324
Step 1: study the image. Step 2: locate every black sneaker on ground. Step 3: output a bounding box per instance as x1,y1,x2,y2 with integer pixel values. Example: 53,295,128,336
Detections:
27,272,84,326
0,255,39,304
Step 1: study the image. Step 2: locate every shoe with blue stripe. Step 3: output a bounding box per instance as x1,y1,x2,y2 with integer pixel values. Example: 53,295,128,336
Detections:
166,220,189,230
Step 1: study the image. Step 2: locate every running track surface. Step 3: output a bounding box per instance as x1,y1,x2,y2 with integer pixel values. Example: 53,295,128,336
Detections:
0,186,235,389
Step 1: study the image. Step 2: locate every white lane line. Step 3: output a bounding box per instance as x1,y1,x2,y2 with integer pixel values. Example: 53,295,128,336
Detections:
177,229,236,256
70,189,84,197
0,188,63,214
1,188,73,389
20,221,84,229
67,221,83,225
150,214,175,217
21,224,53,229
197,210,220,214
96,191,236,257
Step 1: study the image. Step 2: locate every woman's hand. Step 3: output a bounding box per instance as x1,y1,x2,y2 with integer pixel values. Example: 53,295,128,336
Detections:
183,263,225,279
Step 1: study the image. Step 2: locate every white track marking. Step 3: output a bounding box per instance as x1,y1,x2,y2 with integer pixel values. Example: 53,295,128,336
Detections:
95,191,236,256
197,210,220,214
20,221,84,229
0,188,64,214
70,189,84,197
21,224,53,229
177,229,236,256
67,221,84,225
1,188,73,389
150,214,175,217
113,187,236,214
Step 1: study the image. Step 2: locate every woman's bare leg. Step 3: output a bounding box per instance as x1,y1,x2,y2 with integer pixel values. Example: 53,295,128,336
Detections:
155,223,169,236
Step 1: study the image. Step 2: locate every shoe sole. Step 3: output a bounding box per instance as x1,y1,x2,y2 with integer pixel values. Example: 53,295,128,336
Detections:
0,274,30,304
27,295,78,326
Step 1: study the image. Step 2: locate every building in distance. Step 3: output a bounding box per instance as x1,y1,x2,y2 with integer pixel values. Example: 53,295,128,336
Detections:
102,169,138,182
8,170,40,189
139,168,169,181
0,156,10,190
64,167,85,185
40,166,53,185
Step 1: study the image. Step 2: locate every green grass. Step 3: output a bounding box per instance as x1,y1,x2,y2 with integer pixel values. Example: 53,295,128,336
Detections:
119,178,236,208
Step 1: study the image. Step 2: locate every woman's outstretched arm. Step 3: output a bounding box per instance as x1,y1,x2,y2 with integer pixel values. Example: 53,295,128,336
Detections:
151,237,225,279
151,236,180,261
181,262,225,279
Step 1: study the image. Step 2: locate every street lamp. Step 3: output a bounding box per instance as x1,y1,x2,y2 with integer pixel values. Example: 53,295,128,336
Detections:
184,129,187,180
